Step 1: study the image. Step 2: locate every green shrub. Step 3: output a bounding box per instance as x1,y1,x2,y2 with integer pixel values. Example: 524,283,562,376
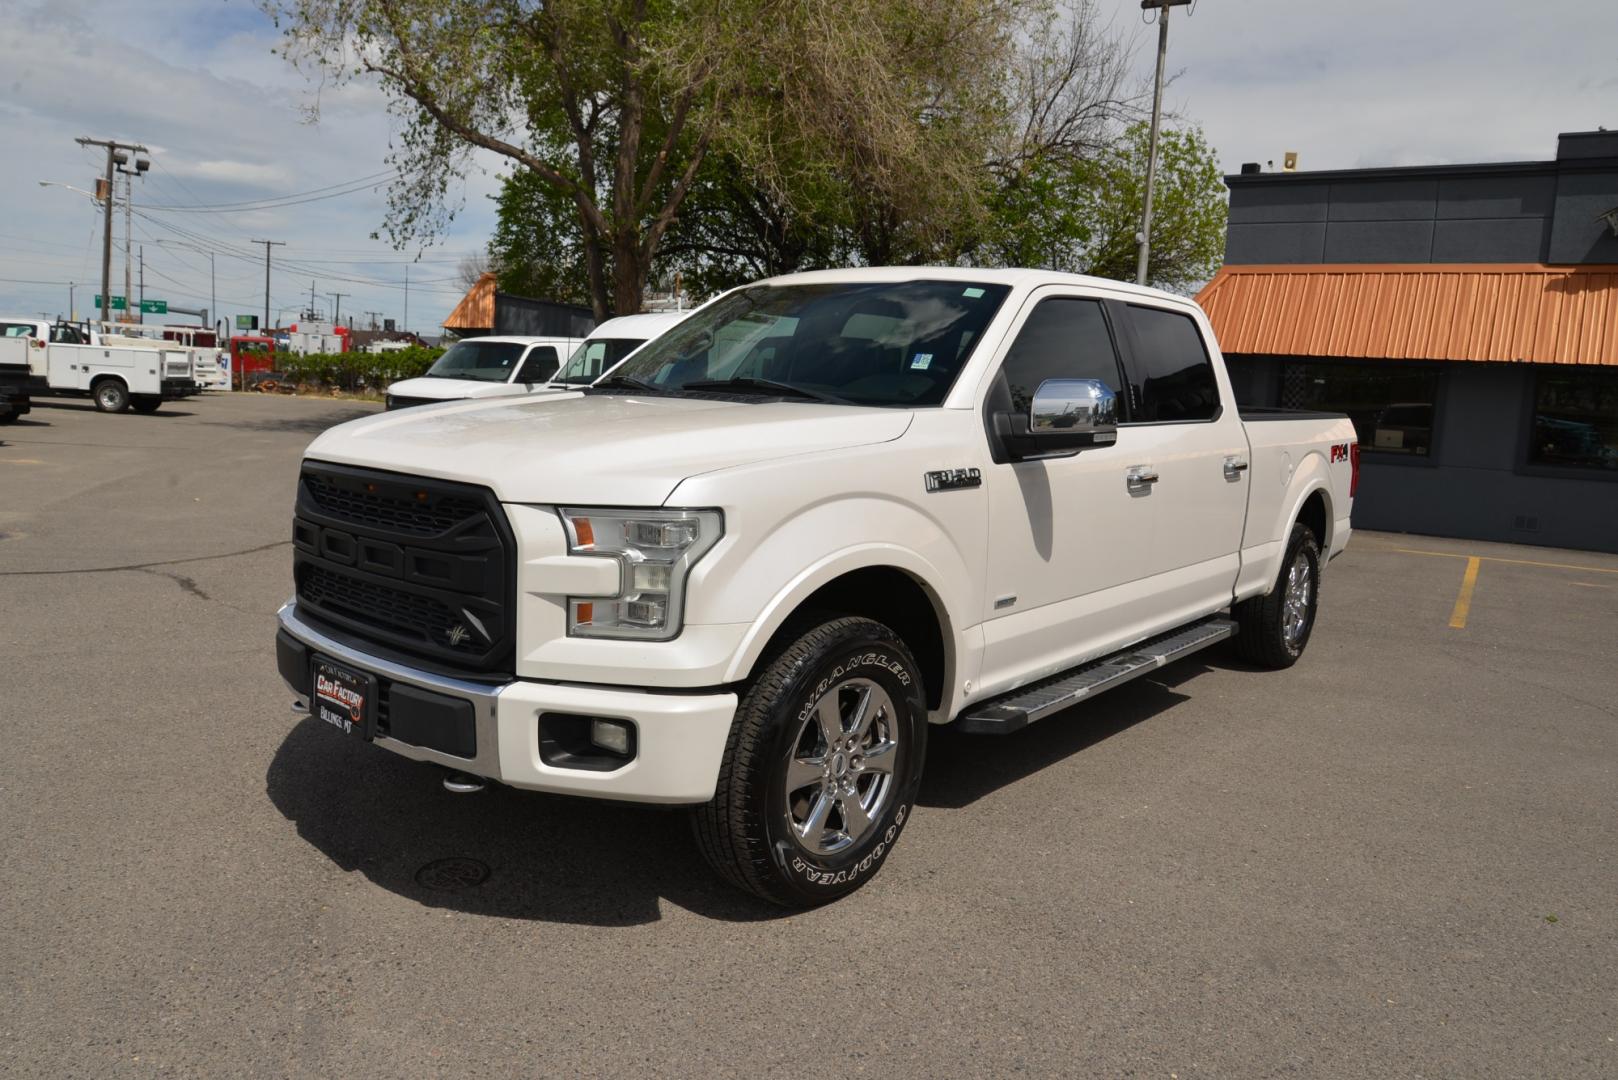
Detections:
276,345,444,391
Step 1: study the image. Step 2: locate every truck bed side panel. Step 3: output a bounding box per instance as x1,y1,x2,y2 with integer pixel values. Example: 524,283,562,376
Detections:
1235,414,1358,602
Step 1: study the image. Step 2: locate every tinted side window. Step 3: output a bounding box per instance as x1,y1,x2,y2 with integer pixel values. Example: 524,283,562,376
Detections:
1124,305,1219,422
999,298,1124,415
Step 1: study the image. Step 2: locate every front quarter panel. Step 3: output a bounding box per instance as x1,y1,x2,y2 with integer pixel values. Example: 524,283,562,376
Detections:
668,409,990,715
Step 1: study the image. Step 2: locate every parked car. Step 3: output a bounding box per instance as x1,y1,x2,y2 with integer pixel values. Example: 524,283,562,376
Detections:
550,311,689,385
274,268,1358,906
384,335,583,410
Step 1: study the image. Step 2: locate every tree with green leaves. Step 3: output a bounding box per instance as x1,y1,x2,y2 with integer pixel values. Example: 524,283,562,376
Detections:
264,0,1022,318
974,122,1227,293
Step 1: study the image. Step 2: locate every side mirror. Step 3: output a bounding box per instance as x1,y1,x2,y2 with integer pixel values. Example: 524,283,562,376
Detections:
1000,378,1118,460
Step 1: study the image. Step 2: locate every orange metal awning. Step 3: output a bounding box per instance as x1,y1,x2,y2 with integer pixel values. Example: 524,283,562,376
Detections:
442,271,497,331
1196,263,1618,366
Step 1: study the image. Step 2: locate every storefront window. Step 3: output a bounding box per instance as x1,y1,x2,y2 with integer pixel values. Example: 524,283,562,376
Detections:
1281,361,1439,456
1528,369,1618,472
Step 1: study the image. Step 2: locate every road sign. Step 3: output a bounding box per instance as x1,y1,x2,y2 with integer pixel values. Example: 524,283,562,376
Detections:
140,299,168,315
94,295,128,311
235,314,259,331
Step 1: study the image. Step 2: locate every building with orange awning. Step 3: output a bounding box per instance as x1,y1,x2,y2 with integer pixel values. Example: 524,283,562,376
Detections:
1200,131,1618,553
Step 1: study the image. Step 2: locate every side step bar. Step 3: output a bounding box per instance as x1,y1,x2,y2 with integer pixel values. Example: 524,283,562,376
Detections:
953,617,1237,734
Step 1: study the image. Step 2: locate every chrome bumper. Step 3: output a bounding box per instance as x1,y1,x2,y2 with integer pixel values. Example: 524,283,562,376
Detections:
278,601,504,778
276,601,740,804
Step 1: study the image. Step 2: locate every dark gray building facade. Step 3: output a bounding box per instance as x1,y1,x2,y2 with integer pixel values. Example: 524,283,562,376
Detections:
1202,131,1618,554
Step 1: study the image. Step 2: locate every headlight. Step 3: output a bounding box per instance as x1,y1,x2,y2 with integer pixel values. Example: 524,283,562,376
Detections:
558,507,722,640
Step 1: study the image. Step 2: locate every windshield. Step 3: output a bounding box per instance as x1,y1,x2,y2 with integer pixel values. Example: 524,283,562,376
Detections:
602,280,1012,407
554,337,649,385
425,340,529,382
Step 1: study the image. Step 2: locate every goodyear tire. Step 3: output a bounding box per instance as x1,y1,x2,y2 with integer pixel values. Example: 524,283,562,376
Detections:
1233,522,1322,669
93,379,130,413
692,616,927,907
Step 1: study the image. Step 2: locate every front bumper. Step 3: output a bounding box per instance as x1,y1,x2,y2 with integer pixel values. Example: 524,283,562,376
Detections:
161,377,200,400
275,602,738,804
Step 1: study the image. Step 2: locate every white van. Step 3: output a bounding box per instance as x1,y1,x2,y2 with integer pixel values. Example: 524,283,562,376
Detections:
384,335,582,410
551,311,688,386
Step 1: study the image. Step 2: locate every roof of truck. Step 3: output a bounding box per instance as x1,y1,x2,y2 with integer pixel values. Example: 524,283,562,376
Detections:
754,266,1193,305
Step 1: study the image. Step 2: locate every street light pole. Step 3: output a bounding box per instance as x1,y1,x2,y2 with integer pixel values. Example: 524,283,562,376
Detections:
1135,0,1192,288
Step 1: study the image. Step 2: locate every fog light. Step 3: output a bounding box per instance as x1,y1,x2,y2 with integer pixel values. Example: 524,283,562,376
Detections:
590,718,633,756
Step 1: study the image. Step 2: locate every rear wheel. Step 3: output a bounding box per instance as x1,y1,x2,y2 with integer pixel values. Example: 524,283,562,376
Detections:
131,397,162,414
692,616,928,906
1233,522,1321,669
93,379,130,413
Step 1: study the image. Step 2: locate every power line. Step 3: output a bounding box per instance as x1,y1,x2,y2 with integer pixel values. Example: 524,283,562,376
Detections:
135,171,398,213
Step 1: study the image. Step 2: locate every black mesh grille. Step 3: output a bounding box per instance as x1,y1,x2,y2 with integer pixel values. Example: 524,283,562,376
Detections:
293,463,515,676
298,564,484,659
302,471,483,537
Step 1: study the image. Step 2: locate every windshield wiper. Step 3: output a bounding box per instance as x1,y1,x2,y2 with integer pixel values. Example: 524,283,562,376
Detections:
588,374,663,393
680,376,851,405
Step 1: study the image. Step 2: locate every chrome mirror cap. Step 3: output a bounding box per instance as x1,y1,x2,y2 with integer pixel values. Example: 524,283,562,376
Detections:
1030,378,1118,439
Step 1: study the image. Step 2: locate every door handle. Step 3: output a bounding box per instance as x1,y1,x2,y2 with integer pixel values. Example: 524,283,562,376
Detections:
1126,467,1159,493
1223,457,1249,481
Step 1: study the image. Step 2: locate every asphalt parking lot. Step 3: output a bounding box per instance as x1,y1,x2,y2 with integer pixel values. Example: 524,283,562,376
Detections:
2,393,1615,1078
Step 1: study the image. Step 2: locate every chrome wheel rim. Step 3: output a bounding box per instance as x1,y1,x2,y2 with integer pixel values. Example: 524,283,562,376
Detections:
1282,552,1313,649
97,386,118,408
783,677,899,856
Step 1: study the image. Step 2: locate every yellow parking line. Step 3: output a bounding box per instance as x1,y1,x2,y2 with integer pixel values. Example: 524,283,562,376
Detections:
1570,581,1613,589
1391,547,1618,576
1448,557,1481,629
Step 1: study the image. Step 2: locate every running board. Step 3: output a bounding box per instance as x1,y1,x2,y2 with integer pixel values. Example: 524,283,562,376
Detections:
953,617,1237,734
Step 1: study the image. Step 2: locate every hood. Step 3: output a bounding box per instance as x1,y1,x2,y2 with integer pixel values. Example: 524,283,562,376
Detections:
306,391,914,505
387,375,525,400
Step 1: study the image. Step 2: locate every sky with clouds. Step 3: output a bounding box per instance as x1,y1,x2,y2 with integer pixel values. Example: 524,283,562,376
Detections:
1,0,1613,331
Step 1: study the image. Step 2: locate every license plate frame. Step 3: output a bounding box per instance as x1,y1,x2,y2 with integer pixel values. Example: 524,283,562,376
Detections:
311,656,377,741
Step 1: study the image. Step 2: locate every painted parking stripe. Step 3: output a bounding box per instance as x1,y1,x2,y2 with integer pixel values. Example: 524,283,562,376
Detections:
1449,557,1482,630
1391,547,1618,576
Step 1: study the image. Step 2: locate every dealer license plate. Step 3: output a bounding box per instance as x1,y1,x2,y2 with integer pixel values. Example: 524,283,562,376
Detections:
311,657,376,740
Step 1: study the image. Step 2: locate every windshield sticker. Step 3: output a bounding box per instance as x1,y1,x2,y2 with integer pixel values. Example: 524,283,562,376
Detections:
962,287,985,298
910,352,933,370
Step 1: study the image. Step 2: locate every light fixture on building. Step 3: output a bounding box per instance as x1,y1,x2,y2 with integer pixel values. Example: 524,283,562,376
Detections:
1283,151,1300,172
1598,205,1618,237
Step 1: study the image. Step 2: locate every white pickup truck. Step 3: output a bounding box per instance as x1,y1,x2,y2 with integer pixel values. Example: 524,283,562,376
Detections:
275,268,1358,906
383,336,583,410
0,318,199,413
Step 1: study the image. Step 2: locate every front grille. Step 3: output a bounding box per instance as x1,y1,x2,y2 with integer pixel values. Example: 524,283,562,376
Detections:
303,470,483,537
293,462,515,676
385,394,437,411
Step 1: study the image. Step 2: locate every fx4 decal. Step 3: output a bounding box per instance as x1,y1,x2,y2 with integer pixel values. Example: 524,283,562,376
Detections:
1330,442,1352,463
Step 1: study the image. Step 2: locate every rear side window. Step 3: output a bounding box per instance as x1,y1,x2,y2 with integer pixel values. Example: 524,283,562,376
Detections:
999,298,1125,415
1123,305,1219,422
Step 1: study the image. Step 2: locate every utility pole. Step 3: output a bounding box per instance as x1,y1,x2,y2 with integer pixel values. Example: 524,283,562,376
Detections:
76,137,148,324
403,265,409,335
330,292,348,326
123,171,133,324
1135,0,1192,287
363,310,382,331
138,245,145,323
68,282,75,320
251,239,285,330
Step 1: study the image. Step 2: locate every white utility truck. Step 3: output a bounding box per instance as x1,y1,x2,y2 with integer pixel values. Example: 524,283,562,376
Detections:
275,268,1359,906
0,318,199,413
383,335,584,410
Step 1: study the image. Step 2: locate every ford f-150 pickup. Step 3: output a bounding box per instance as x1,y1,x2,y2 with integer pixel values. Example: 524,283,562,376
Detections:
275,268,1358,906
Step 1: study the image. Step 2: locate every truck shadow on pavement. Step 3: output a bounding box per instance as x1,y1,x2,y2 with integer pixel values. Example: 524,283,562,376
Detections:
198,406,378,434
265,718,792,927
31,400,196,418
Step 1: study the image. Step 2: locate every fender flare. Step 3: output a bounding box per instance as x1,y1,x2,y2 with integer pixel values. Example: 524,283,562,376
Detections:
720,543,961,701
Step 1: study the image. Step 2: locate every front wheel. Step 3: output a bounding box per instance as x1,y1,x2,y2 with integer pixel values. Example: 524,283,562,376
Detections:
93,379,130,413
692,616,928,906
1233,522,1321,668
